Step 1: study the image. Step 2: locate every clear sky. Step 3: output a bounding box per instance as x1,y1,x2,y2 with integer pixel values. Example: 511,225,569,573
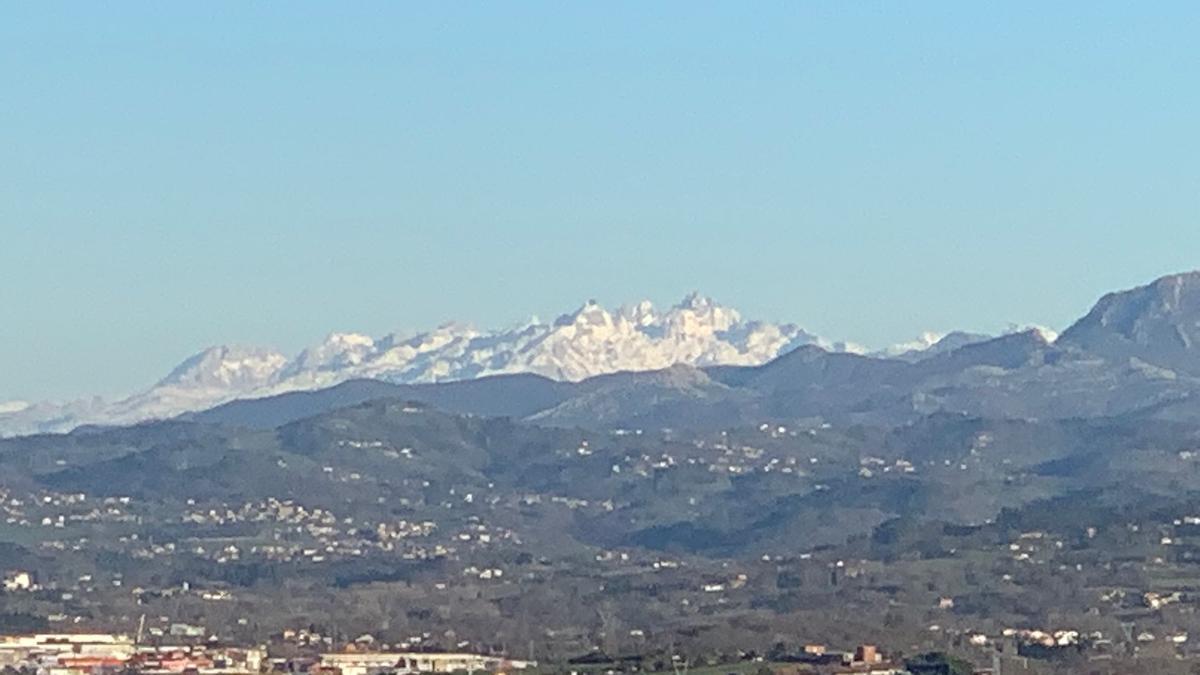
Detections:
2,3,1199,401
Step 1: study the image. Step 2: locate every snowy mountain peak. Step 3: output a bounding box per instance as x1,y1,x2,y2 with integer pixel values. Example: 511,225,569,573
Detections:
884,331,948,356
156,345,288,390
327,332,376,348
620,300,658,327
284,332,379,376
557,300,616,330
663,294,740,336
1020,325,1060,344
0,293,838,436
675,291,714,311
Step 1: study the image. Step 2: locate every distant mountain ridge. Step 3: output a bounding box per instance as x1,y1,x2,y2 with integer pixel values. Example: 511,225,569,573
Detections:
8,273,1200,438
0,294,852,436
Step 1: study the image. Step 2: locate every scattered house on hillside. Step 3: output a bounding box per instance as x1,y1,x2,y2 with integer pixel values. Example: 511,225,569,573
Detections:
854,645,880,664
3,570,36,592
169,623,206,638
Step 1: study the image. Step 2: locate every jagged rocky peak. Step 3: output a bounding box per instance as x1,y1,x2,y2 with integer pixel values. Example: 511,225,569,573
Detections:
619,299,658,327
676,290,714,310
1071,272,1200,335
662,292,740,335
556,299,617,329
1058,271,1200,374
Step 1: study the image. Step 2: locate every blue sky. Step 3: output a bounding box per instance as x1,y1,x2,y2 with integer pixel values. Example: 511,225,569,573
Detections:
2,3,1199,401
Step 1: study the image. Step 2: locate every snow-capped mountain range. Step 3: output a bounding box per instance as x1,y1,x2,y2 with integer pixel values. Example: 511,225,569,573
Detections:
2,294,892,437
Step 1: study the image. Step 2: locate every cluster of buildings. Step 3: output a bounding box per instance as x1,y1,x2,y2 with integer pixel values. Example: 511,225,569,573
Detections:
0,634,262,675
0,481,528,591
772,644,906,675
0,634,530,675
1,489,139,530
315,651,533,675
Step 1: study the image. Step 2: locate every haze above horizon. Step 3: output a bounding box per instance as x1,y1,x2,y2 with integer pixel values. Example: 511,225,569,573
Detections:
3,2,1199,400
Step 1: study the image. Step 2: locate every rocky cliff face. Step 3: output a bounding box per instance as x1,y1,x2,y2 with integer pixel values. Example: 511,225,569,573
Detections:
1059,271,1200,375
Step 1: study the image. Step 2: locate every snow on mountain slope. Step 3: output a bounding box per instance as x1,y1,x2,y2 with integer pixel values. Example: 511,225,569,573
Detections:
158,345,289,389
0,401,29,414
0,294,832,437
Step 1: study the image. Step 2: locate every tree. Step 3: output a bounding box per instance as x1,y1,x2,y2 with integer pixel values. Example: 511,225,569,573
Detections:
904,652,974,675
